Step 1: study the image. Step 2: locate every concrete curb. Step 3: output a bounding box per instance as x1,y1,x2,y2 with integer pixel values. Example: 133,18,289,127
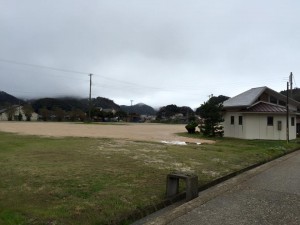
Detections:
143,150,300,225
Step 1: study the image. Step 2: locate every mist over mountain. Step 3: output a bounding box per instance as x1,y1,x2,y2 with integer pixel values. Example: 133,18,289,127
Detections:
0,91,156,116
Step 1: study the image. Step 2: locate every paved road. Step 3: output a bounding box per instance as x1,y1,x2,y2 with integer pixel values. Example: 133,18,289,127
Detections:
144,150,300,225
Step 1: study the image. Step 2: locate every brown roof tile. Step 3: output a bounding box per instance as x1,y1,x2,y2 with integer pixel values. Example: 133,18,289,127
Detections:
246,102,286,113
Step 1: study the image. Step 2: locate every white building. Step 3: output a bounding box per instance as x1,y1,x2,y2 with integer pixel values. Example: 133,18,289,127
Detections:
0,105,38,121
222,86,300,140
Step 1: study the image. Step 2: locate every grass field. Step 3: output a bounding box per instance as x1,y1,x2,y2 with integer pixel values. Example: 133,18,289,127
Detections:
0,131,299,225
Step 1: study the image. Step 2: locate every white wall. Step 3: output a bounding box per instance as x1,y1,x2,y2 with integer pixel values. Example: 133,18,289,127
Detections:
223,112,245,139
0,112,8,120
0,106,38,121
223,112,296,140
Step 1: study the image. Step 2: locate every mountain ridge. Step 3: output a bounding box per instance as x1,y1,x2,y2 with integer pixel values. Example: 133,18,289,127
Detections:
0,91,24,108
0,91,157,116
120,103,156,115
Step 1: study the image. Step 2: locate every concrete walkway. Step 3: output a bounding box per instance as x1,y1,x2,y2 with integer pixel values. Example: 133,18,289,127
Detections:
143,150,300,225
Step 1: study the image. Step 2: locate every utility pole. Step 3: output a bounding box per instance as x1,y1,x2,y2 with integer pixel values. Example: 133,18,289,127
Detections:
289,72,293,99
18,100,21,114
286,81,289,143
129,100,134,122
88,74,93,122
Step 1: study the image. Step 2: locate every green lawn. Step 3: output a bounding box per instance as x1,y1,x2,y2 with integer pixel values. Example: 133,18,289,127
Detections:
0,132,299,225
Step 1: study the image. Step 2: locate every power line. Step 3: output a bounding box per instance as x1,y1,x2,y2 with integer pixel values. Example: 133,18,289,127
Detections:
0,58,88,75
0,58,162,90
0,59,89,82
293,73,297,88
0,57,291,95
0,58,270,91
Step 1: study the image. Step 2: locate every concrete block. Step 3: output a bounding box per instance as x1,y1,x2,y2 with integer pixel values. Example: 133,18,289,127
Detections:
166,173,198,201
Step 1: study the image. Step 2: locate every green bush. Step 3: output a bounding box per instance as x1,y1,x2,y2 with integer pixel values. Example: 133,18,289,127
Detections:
185,121,198,134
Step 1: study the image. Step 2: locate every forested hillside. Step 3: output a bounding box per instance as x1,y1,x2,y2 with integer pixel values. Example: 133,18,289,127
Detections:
120,103,156,115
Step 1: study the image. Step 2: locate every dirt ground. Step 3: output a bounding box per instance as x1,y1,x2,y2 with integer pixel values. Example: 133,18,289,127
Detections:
0,121,214,144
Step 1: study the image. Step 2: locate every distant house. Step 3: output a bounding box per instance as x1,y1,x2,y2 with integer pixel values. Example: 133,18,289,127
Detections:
222,86,300,140
0,105,38,121
140,115,156,123
95,107,117,115
102,108,117,115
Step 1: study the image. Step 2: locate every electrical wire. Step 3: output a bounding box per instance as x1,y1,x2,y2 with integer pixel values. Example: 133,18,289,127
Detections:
293,74,297,88
0,58,161,90
0,57,289,94
0,58,88,75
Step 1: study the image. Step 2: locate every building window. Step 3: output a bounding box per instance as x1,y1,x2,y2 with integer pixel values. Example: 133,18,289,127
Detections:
267,116,273,126
270,96,277,104
279,100,286,106
239,116,243,125
291,117,295,126
231,116,234,125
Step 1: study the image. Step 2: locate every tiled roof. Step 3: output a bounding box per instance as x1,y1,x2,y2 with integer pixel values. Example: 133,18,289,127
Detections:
245,102,286,113
223,87,267,108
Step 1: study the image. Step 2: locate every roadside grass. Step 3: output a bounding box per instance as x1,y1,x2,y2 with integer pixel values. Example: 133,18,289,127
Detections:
0,132,299,225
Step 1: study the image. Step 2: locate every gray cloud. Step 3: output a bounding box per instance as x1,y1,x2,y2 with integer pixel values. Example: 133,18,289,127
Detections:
1,0,300,108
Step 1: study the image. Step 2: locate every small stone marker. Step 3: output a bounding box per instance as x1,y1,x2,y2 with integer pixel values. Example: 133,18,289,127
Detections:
166,173,198,201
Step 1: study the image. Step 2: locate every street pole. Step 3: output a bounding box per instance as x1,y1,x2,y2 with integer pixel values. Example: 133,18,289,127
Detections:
286,82,289,143
289,72,293,99
130,100,134,122
89,74,93,122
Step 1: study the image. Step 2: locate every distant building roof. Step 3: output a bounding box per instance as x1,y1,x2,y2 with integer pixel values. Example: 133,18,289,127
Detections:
223,87,266,108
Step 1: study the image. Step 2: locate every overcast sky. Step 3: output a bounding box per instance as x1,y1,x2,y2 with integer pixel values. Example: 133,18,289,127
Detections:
1,0,299,109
